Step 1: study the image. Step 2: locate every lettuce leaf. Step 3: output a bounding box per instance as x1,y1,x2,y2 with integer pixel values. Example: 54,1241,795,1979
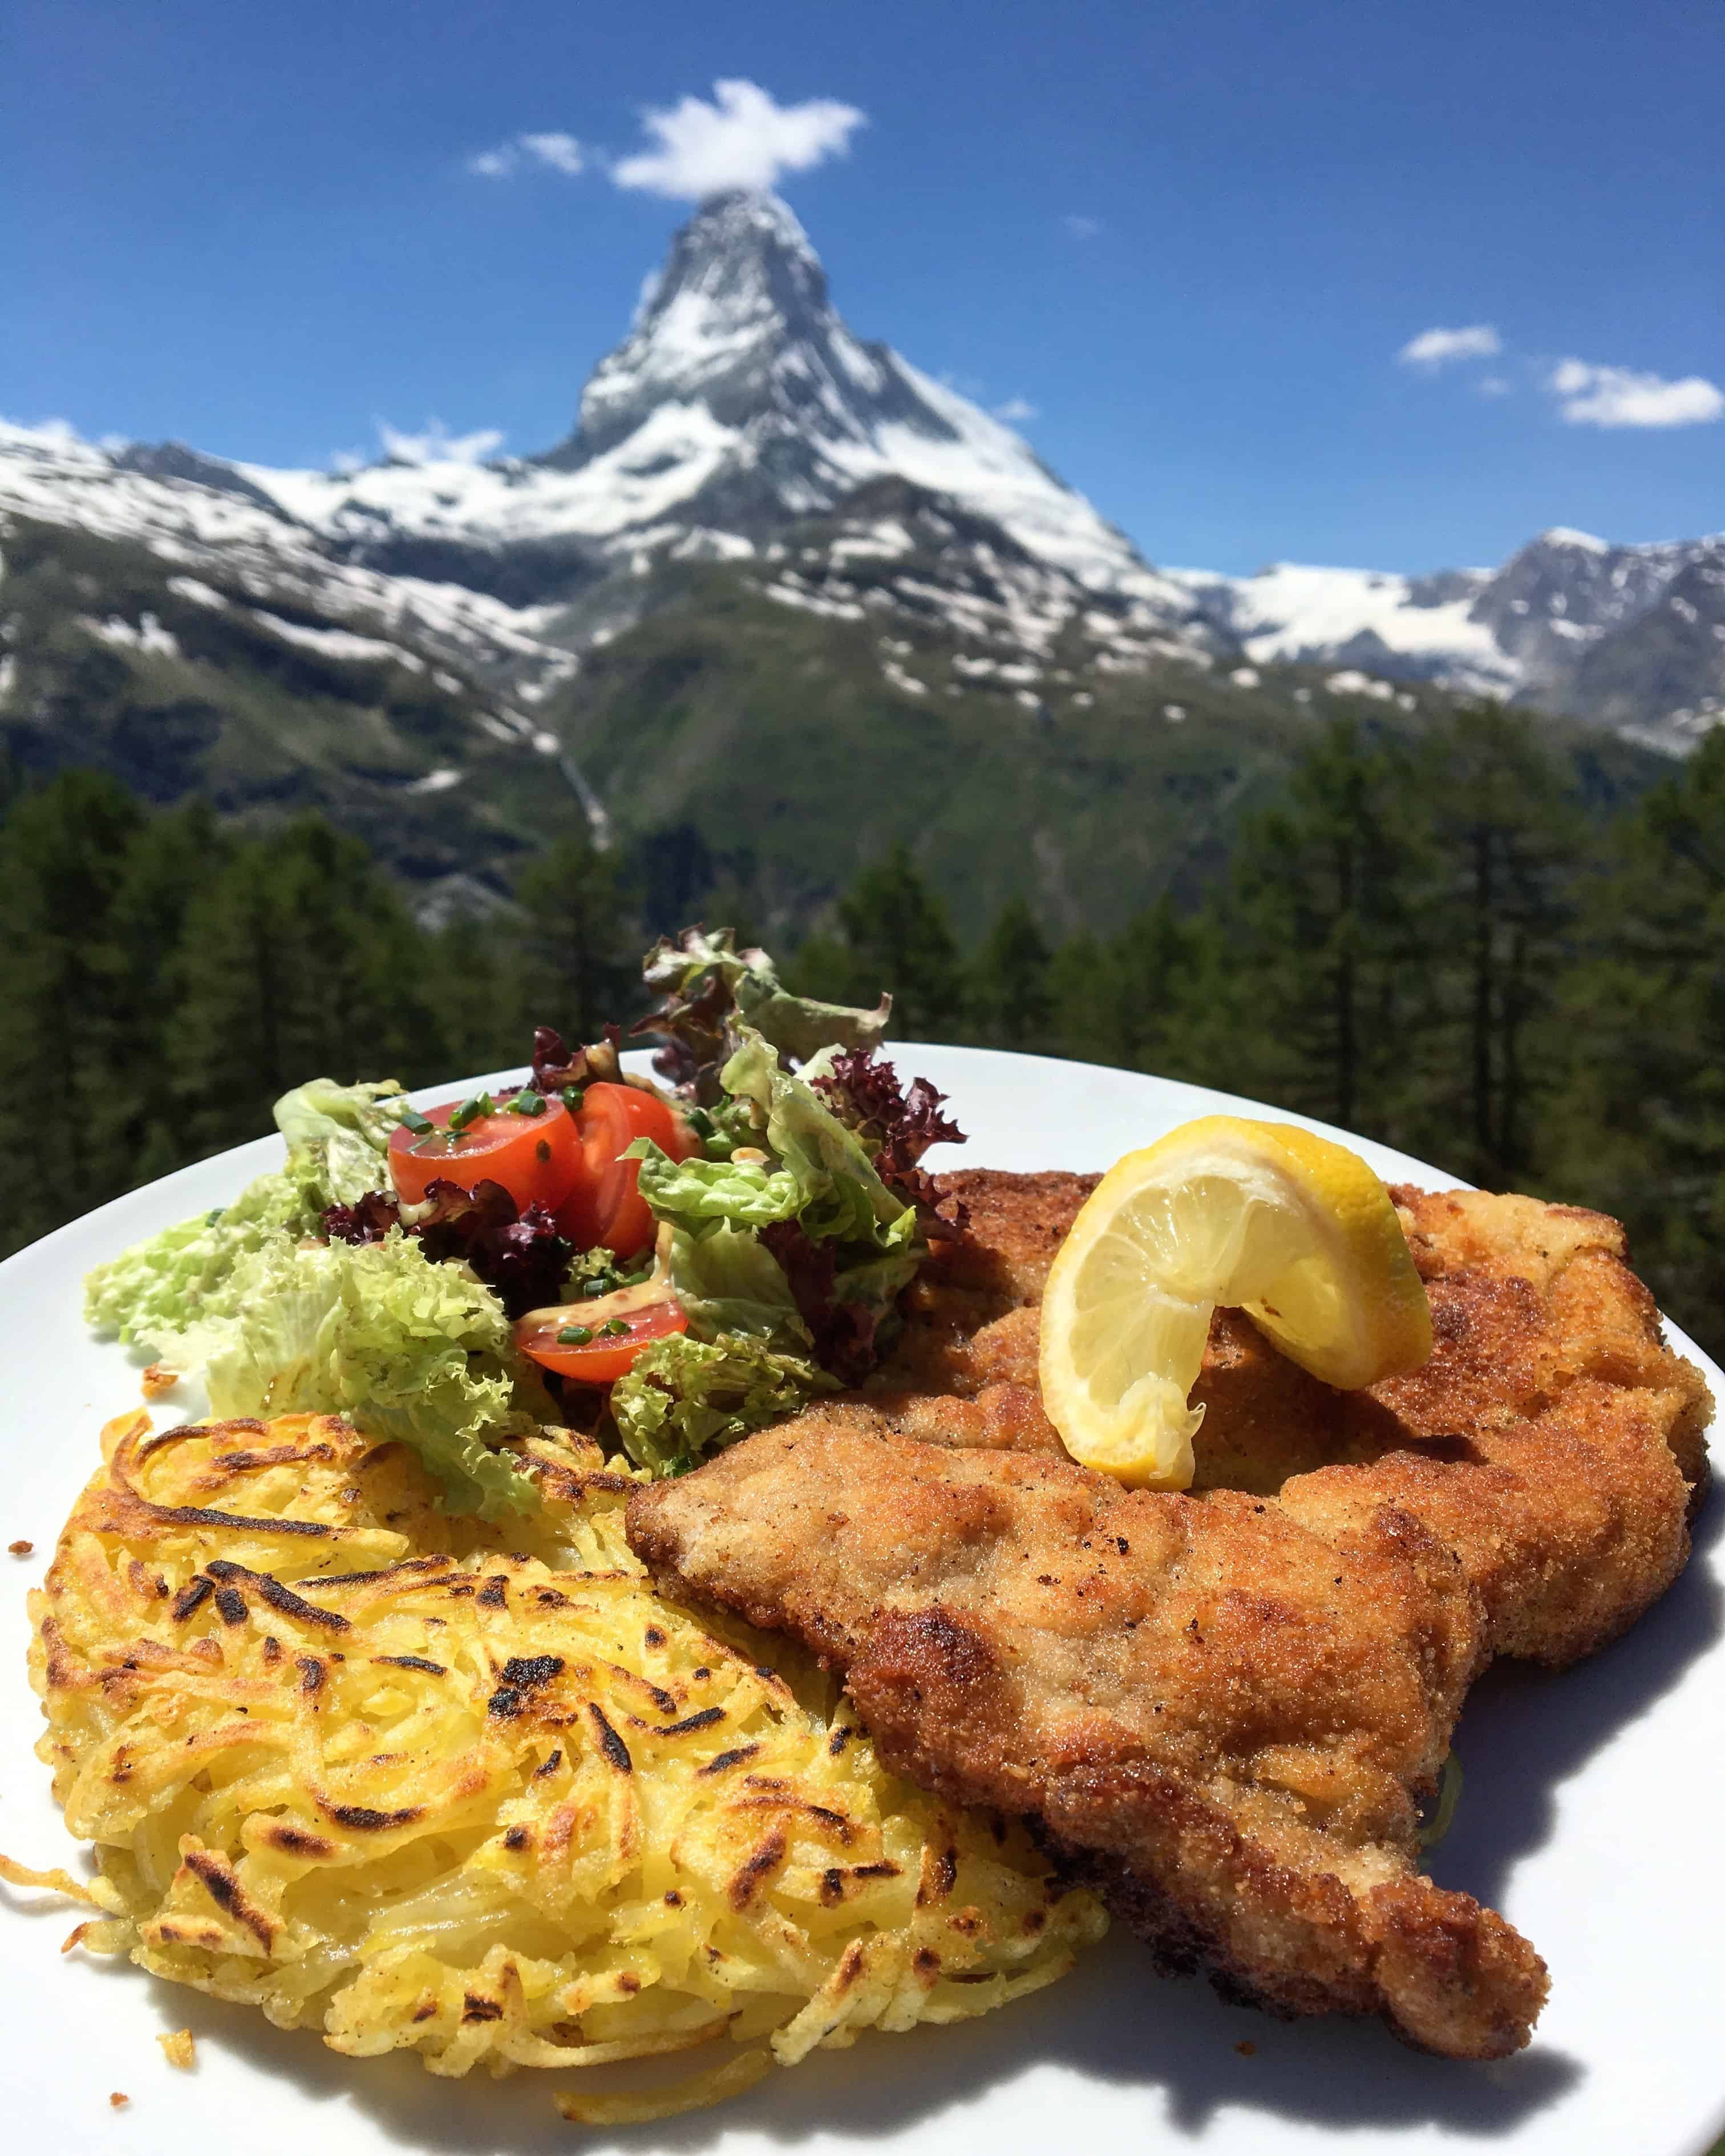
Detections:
624,1028,922,1407
275,1076,415,1211
661,1222,811,1345
637,926,889,1100
88,1088,548,1517
630,1147,806,1233
201,1231,545,1518
609,1332,837,1476
83,1172,306,1349
84,1076,413,1352
717,1030,916,1252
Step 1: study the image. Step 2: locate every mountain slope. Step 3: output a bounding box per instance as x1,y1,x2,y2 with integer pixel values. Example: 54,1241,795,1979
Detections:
0,184,1711,937
544,534,1660,944
250,192,1192,619
1176,528,1725,750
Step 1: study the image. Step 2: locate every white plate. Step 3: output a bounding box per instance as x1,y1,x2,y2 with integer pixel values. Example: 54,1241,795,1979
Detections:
2,1046,1721,2156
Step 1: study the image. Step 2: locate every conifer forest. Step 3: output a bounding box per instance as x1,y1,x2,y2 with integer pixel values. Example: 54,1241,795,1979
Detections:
5,709,1720,1359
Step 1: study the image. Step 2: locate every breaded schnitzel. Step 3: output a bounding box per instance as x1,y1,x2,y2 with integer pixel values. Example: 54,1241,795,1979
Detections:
627,1172,1711,2058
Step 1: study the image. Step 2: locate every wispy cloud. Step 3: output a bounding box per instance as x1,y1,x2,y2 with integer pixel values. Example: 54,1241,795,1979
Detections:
612,79,863,199
519,131,584,175
1063,214,1100,240
1397,324,1502,369
993,396,1038,423
1548,358,1723,429
377,419,505,466
1396,318,1721,432
467,131,585,181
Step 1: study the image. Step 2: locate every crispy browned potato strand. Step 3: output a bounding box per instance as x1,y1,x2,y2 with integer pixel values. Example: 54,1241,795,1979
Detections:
627,1173,1711,2061
17,1408,1103,2108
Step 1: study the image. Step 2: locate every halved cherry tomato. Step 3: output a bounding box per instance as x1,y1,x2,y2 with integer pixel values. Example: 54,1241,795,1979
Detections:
388,1093,582,1213
557,1083,700,1260
514,1296,687,1383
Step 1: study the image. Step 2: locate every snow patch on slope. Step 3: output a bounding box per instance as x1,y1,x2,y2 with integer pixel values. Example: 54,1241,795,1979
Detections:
1170,561,1518,697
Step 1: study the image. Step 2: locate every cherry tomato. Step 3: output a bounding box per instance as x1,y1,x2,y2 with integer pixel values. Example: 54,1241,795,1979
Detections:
388,1093,581,1213
514,1297,687,1383
557,1083,700,1260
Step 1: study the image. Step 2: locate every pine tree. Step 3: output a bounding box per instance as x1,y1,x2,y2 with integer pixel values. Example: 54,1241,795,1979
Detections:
0,771,147,1247
1044,928,1117,1064
833,845,964,1040
1215,721,1425,1132
1406,707,1582,1182
974,895,1053,1049
95,797,233,1185
512,823,641,1044
1109,897,1220,1084
171,818,441,1152
1544,728,1725,1348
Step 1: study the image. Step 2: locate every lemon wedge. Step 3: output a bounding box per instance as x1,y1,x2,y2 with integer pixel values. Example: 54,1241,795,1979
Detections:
1038,1115,1432,1489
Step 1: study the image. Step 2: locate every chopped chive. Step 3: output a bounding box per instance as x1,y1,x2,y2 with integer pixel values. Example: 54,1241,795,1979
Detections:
582,1277,613,1299
398,1107,435,1136
557,1324,594,1346
447,1091,495,1132
561,1085,586,1113
603,1318,630,1337
687,1108,715,1138
507,1089,546,1117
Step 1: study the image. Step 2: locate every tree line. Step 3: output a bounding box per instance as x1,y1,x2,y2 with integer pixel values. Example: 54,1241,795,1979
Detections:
3,707,1720,1359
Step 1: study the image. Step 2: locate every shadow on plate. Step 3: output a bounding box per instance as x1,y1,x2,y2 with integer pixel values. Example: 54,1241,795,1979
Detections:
1430,1484,1724,1910
15,1501,1720,2152
65,1916,1580,2156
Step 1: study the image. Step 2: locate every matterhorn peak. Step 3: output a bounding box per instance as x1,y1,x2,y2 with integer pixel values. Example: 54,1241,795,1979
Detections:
627,190,829,350
558,187,900,467
514,188,1161,587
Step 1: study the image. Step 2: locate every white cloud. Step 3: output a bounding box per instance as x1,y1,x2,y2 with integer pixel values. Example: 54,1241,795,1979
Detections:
1063,214,1100,240
377,419,505,466
1476,375,1512,397
1548,358,1724,429
518,131,584,175
611,79,864,198
993,396,1038,423
1397,324,1502,369
467,131,585,180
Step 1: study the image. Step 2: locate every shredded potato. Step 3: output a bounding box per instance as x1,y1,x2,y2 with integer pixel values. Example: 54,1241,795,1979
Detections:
21,1411,1104,2112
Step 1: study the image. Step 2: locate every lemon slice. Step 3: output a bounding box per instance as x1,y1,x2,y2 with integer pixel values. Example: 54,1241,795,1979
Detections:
1038,1115,1431,1489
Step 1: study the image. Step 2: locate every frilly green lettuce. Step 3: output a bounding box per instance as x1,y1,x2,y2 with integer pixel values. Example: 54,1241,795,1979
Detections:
629,1148,805,1233
274,1075,415,1211
200,1230,544,1518
659,1222,811,1344
639,926,889,1098
609,1332,836,1476
719,1030,914,1250
630,1028,915,1264
84,1075,413,1349
79,1077,548,1517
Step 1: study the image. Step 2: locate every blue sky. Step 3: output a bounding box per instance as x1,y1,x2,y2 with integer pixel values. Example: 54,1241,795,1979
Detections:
4,0,1720,573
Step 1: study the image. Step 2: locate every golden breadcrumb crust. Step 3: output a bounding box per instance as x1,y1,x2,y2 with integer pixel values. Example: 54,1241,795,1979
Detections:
628,1177,1712,2060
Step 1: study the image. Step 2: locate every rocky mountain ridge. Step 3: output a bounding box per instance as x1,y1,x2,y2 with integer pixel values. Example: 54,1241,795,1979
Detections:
0,186,1712,933
5,187,1720,758
1174,528,1725,753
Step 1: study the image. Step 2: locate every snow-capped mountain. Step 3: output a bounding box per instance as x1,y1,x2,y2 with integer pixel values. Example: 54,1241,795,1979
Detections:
248,191,1187,610
1174,528,1725,753
2,183,1720,787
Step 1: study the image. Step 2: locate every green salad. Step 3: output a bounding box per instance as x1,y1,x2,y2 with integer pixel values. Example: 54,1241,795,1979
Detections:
85,929,965,1517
